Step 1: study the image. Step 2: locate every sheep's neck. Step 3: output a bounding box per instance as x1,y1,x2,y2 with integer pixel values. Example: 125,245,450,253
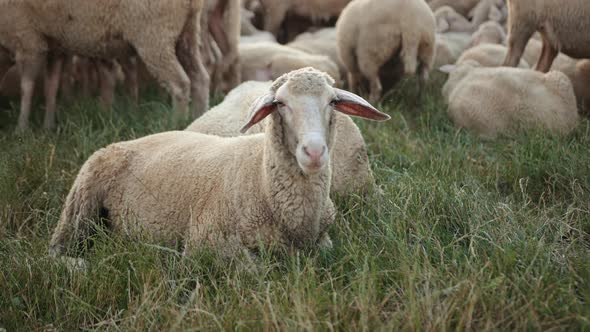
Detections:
262,113,331,248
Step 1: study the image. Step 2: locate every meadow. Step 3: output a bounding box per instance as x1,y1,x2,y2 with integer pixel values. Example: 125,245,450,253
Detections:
0,77,588,330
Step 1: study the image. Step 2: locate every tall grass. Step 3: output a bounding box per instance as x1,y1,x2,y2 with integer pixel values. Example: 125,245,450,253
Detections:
0,77,588,330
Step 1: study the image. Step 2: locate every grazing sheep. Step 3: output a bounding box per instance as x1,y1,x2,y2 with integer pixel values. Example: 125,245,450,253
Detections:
287,28,346,79
434,32,472,68
49,68,390,259
0,0,209,131
258,0,351,38
429,0,480,16
434,6,474,33
503,0,590,72
337,0,436,104
186,80,378,196
468,21,506,47
239,42,341,84
440,60,579,139
457,44,529,68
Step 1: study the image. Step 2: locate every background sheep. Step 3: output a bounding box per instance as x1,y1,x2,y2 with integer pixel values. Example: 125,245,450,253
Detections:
0,0,210,131
202,0,242,93
49,68,390,260
468,21,506,47
239,42,341,84
337,0,436,104
457,44,529,68
503,0,590,72
428,0,480,16
434,6,474,33
286,28,347,80
440,60,579,139
258,0,351,42
186,80,378,196
434,32,472,68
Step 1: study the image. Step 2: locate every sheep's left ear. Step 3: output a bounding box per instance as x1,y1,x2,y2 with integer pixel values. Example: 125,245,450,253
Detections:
332,88,390,121
240,93,277,133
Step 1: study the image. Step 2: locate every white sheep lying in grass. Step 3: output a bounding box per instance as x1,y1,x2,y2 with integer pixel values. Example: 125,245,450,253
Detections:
49,67,390,259
468,21,506,47
186,80,378,196
440,60,579,139
434,32,472,68
336,0,435,104
287,28,346,80
457,44,529,68
239,42,341,85
434,6,474,33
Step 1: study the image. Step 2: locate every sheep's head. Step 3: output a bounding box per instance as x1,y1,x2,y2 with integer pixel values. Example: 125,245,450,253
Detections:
241,67,390,175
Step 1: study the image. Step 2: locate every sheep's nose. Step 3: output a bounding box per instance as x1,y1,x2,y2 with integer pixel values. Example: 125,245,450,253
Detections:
303,145,326,163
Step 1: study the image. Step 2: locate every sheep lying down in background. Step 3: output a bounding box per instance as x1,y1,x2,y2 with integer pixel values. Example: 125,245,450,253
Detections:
49,68,390,260
186,80,378,197
440,60,579,139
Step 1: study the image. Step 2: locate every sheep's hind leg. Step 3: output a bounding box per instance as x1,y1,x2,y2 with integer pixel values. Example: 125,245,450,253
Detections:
535,34,557,73
16,52,44,132
43,55,63,130
136,45,191,121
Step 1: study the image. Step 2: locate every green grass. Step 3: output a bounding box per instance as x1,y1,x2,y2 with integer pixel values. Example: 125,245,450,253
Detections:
1,76,589,330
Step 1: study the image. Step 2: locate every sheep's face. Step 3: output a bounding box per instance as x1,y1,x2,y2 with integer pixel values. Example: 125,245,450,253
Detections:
240,68,390,176
274,83,335,175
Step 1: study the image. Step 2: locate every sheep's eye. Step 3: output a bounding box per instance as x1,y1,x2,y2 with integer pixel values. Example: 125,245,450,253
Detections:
329,100,337,107
274,100,285,108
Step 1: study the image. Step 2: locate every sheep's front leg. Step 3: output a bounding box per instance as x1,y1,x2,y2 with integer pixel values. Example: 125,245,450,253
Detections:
317,199,336,250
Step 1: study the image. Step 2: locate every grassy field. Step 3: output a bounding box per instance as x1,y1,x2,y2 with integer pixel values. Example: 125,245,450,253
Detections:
0,77,589,330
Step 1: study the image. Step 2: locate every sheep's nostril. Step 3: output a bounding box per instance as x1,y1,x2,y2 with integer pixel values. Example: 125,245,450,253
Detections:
303,146,326,161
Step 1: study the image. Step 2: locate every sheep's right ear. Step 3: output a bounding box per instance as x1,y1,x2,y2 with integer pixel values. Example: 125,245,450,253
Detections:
240,93,277,133
438,64,457,73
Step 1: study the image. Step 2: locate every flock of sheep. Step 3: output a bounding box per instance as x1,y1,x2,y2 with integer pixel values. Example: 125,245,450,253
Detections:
1,0,588,261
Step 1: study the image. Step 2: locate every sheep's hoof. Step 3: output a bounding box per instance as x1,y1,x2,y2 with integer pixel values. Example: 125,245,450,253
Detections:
318,233,333,250
57,256,89,273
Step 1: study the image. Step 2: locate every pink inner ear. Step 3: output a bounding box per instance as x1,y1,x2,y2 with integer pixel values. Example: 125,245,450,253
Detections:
240,103,276,133
333,101,391,121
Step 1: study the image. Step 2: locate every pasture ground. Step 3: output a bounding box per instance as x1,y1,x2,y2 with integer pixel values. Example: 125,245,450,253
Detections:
0,77,589,330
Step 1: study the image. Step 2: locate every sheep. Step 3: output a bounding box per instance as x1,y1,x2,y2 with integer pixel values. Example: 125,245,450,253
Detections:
0,0,209,131
440,60,579,139
428,0,480,16
503,0,590,72
48,67,390,260
468,21,506,47
337,0,436,104
434,32,472,68
239,42,341,85
457,44,529,68
240,32,277,44
468,0,506,27
286,28,347,80
522,38,577,79
186,80,378,196
572,60,590,114
258,0,352,39
434,6,474,33
202,0,241,93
